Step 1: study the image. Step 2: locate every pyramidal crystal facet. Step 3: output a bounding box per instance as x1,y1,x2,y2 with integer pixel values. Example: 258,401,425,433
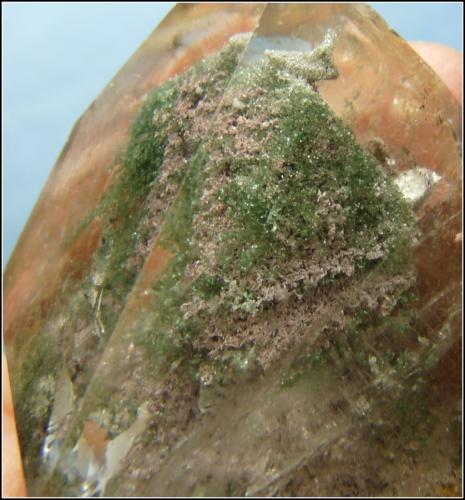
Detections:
4,4,461,497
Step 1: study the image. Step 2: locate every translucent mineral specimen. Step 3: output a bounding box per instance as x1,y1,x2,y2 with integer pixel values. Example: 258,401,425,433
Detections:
4,4,461,497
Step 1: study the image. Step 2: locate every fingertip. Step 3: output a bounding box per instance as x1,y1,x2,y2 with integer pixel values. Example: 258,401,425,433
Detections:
409,41,462,104
2,355,28,497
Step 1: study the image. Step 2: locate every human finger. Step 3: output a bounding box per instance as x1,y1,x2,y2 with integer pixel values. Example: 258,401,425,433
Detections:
2,354,27,497
409,41,462,104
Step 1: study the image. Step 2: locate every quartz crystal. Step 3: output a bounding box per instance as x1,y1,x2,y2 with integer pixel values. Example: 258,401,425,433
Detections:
4,4,462,497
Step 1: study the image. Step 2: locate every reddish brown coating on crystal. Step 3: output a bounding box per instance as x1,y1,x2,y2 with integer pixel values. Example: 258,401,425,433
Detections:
124,245,174,323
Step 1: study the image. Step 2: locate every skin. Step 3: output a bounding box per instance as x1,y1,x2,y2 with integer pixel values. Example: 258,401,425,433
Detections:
2,355,27,497
409,41,462,104
2,42,461,498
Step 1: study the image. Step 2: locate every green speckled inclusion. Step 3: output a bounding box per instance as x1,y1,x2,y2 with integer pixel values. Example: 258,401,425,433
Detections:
25,32,456,498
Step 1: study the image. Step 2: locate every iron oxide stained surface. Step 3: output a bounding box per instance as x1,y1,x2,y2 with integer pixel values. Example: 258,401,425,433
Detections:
3,3,462,497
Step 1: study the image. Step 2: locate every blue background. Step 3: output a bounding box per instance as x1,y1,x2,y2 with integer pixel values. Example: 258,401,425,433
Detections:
2,2,463,268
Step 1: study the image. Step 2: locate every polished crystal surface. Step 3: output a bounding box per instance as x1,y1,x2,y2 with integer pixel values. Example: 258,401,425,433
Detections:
4,4,461,497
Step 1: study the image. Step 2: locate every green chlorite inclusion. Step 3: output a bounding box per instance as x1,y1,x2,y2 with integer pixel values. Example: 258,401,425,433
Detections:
22,34,446,497
86,34,424,456
131,33,418,375
91,32,417,339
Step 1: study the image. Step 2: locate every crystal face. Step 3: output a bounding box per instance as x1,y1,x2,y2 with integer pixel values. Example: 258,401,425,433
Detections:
4,4,461,497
